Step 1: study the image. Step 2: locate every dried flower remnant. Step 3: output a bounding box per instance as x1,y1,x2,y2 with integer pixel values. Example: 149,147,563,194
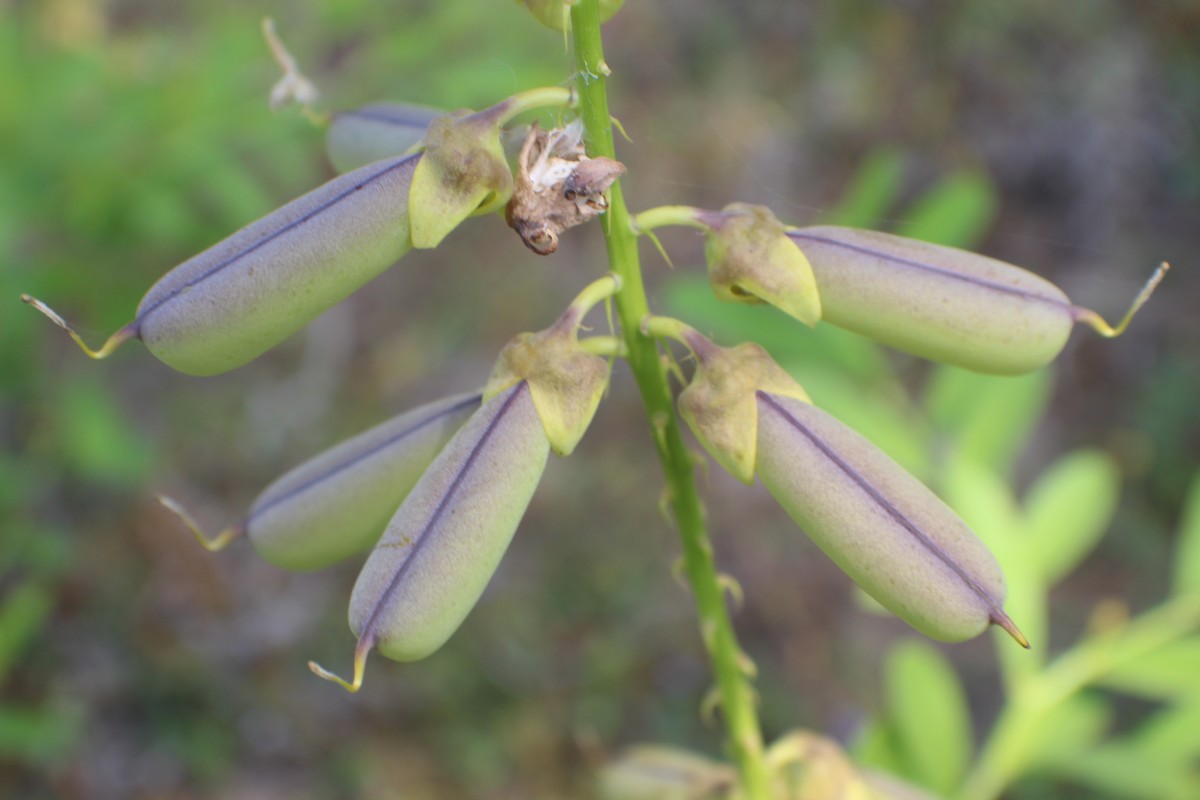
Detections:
159,392,481,571
506,121,625,255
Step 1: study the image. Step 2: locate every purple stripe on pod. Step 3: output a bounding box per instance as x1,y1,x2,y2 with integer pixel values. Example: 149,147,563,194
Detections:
755,391,1022,643
133,152,421,375
348,381,549,663
160,392,480,571
788,226,1073,374
247,392,481,570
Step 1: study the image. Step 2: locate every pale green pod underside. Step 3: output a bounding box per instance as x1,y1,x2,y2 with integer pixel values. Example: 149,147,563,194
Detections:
247,392,481,571
134,153,420,375
325,104,441,174
756,391,1007,641
349,381,550,662
789,226,1073,374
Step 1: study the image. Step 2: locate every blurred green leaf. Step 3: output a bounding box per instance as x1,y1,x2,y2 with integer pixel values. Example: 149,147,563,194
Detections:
660,276,892,384
1099,636,1200,701
1173,472,1200,597
1024,450,1120,584
822,147,905,229
0,579,53,685
1129,697,1200,766
1024,692,1112,771
852,717,907,779
55,375,154,486
0,702,81,765
1044,740,1200,800
884,641,972,796
925,366,1052,476
895,170,999,250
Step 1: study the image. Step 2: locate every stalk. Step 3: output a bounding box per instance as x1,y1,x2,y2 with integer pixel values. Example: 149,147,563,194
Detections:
569,3,772,796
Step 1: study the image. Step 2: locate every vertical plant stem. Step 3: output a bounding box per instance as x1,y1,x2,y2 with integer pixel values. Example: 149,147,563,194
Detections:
569,3,772,797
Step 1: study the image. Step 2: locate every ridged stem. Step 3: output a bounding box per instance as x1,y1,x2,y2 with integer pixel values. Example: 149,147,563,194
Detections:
569,4,771,797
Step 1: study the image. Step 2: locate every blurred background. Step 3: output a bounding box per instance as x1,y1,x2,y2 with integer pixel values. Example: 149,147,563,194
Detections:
2,1,1198,798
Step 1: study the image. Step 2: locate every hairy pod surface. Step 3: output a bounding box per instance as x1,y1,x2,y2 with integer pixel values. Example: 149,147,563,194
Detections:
788,226,1074,374
245,392,480,570
325,103,441,173
755,391,1016,642
135,153,420,375
349,382,550,662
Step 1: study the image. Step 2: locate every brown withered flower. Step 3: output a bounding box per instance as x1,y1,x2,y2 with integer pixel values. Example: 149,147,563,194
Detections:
505,120,625,255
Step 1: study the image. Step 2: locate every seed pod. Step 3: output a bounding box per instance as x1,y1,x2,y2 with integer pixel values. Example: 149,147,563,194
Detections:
755,390,1021,643
307,382,549,690
787,226,1166,375
654,319,1024,644
325,103,442,174
24,152,421,376
161,392,480,571
310,276,619,690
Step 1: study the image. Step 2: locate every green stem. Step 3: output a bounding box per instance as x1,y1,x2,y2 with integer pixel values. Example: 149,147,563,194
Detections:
569,4,772,797
957,595,1200,800
632,205,711,233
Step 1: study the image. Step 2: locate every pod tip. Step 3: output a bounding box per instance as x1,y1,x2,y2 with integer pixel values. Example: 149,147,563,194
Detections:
991,610,1031,649
308,638,370,693
156,493,245,552
21,294,135,360
1075,261,1170,339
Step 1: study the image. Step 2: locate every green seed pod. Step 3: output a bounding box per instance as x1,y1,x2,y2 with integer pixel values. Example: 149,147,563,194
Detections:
309,276,620,690
160,392,480,571
787,226,1166,374
24,152,420,376
756,390,1021,643
308,382,549,690
650,319,1024,644
325,103,442,174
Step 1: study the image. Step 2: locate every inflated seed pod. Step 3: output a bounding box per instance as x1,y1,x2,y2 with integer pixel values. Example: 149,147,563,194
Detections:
161,392,480,571
346,382,549,667
325,103,441,174
787,226,1166,375
310,276,619,690
755,390,1020,643
24,152,421,376
656,318,1024,644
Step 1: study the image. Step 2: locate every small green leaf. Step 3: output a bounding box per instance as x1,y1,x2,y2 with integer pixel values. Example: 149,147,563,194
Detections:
851,717,907,779
1025,450,1121,584
0,580,53,685
823,147,905,229
925,366,1052,476
1173,472,1200,597
885,641,972,796
1046,741,1199,799
1100,636,1200,701
1129,697,1200,766
1024,693,1112,770
56,375,154,486
896,170,999,250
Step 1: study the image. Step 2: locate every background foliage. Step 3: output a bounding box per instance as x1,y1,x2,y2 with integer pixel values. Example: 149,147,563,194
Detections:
2,1,1198,798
